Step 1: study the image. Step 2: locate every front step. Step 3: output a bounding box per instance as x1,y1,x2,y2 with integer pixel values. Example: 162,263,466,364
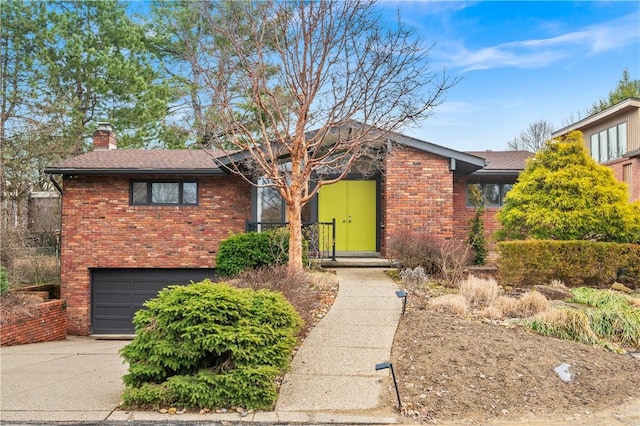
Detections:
319,257,394,268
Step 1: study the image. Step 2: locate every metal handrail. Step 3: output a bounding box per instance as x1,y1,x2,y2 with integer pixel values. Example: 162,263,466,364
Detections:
245,218,336,261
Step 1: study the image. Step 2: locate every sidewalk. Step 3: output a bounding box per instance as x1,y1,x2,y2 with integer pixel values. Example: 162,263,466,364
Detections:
0,267,403,424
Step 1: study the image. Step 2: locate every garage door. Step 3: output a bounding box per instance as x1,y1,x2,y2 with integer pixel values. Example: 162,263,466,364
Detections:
91,268,216,335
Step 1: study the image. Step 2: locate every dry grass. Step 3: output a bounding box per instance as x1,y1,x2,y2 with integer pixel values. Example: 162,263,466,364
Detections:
491,295,521,318
485,291,549,319
428,294,468,316
479,305,503,320
526,308,622,352
0,292,43,324
9,255,59,286
459,275,499,306
518,291,549,316
626,296,640,308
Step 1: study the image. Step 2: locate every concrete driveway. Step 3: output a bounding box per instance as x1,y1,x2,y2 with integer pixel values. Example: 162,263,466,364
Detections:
0,337,129,422
0,268,403,425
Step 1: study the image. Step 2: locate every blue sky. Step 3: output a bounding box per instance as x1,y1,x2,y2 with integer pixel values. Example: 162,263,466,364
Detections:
379,1,640,151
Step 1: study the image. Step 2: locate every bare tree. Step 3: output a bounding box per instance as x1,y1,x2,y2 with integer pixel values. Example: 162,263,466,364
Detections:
194,0,457,271
507,120,554,152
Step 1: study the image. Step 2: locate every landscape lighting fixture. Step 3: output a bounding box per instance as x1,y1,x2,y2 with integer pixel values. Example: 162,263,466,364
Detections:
375,361,402,408
395,290,408,315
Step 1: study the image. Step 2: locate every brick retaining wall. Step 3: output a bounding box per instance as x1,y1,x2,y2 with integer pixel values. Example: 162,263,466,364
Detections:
1,300,67,346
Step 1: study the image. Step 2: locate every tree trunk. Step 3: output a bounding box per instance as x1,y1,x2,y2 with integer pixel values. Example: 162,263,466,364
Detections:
287,193,304,273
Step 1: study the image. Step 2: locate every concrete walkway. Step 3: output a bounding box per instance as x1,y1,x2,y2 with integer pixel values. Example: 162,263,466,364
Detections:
276,268,402,413
0,268,403,424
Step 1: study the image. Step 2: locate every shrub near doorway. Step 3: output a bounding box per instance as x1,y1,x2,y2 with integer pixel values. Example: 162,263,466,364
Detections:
120,280,301,410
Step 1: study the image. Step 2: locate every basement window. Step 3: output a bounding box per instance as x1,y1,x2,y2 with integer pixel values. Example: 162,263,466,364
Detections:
131,181,198,205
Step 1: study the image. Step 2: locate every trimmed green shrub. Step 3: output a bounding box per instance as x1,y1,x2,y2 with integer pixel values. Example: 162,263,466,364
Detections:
216,228,307,277
497,240,640,287
120,280,302,410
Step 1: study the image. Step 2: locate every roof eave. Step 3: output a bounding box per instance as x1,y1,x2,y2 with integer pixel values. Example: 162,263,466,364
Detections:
469,169,523,177
389,133,486,168
551,97,640,138
623,148,640,159
44,168,226,176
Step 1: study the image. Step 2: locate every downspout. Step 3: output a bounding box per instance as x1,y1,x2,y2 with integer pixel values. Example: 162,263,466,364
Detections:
49,174,63,277
49,174,63,195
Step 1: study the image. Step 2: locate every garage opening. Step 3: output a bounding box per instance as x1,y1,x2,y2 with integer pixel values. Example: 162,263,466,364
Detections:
91,268,216,335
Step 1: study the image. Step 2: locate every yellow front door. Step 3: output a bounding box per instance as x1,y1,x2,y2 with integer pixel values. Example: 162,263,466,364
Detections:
318,180,376,252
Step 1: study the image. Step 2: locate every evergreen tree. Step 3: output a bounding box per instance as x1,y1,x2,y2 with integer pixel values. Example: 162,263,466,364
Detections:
589,69,640,115
467,184,487,265
45,1,171,151
497,131,640,243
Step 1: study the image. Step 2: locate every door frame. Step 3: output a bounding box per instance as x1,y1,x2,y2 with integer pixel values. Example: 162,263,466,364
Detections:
317,174,381,254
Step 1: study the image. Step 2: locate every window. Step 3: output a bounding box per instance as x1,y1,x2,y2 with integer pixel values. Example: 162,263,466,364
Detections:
256,178,311,224
131,181,198,205
466,182,513,207
590,122,627,163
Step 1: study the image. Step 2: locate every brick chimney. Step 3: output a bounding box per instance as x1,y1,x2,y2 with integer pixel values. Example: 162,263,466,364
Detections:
93,122,117,151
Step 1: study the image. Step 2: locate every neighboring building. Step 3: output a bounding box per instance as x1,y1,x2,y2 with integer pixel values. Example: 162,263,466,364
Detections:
551,97,640,202
46,123,528,335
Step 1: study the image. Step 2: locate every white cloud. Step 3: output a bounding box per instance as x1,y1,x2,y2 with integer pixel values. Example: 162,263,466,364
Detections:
436,12,640,72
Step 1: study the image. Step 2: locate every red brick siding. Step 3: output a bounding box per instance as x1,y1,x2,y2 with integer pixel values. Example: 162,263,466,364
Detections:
381,146,454,256
605,157,640,202
1,300,67,346
60,174,251,335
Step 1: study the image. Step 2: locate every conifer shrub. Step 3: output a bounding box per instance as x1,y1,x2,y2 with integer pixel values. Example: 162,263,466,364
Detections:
120,280,302,410
467,183,487,265
0,266,9,294
232,265,325,339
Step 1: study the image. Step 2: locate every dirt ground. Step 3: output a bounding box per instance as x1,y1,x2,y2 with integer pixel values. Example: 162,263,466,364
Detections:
387,310,640,425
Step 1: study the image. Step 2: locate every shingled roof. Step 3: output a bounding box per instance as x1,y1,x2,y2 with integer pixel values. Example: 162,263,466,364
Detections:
45,149,226,175
466,150,533,176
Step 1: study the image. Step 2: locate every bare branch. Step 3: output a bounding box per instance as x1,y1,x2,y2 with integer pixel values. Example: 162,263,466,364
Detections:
190,0,457,270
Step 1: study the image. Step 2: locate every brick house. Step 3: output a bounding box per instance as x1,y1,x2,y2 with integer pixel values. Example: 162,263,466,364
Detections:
46,123,530,335
551,97,640,202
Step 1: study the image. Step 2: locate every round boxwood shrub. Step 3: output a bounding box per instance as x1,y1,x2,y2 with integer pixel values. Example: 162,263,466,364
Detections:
120,280,302,410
